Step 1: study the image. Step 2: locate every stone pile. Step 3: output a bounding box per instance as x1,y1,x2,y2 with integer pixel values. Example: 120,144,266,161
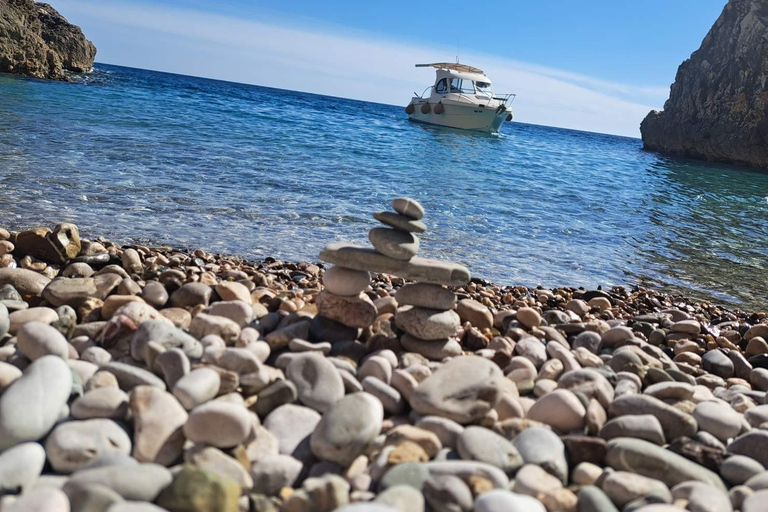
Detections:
320,198,470,361
0,215,767,512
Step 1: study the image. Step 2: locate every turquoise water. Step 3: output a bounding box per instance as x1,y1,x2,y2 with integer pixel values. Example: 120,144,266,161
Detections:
1,64,768,308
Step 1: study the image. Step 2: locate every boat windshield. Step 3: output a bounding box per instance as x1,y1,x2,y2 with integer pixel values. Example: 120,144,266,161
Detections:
475,81,493,97
449,78,475,94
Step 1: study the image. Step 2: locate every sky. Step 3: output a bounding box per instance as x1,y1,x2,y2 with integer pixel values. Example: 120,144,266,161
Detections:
54,0,727,137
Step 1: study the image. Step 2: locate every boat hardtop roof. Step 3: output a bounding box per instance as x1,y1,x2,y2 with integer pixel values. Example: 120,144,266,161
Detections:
416,63,492,85
416,62,484,74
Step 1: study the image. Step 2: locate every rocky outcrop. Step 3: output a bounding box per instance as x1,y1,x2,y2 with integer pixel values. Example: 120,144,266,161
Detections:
0,0,96,80
640,0,768,169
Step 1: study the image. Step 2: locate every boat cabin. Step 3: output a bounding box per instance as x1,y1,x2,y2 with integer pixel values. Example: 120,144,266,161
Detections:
432,69,494,100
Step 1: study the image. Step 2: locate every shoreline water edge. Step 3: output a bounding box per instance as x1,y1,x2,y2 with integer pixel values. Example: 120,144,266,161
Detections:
0,208,767,511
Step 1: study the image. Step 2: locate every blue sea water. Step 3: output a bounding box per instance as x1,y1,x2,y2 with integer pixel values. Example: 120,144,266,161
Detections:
1,63,768,309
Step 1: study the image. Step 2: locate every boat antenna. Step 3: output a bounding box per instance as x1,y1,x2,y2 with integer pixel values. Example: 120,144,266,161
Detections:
456,37,460,63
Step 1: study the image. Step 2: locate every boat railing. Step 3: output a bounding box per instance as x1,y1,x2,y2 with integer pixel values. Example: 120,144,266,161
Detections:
415,86,434,99
415,87,516,106
494,93,516,104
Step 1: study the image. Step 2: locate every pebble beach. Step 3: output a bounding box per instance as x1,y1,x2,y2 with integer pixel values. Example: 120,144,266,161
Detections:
0,197,767,512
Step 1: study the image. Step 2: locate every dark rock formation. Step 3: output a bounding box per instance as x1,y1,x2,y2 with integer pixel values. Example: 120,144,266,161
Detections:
640,0,768,169
0,0,96,80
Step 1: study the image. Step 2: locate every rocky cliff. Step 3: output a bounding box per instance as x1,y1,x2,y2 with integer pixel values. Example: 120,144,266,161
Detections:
640,0,768,169
0,0,95,80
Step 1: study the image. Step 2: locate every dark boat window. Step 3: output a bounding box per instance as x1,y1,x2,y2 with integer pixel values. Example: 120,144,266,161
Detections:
435,78,448,94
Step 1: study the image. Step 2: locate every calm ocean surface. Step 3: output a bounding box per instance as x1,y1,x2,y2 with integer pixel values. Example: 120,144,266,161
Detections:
1,64,767,308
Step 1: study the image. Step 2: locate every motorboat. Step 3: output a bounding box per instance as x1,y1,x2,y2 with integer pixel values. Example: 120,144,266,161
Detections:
405,63,515,133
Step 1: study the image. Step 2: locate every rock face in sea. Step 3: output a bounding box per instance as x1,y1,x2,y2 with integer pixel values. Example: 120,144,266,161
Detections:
640,0,768,169
0,0,96,80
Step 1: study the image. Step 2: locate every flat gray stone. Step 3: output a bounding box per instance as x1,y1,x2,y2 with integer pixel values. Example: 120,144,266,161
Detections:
415,416,464,450
131,319,203,363
17,321,70,360
410,356,505,424
141,281,169,308
599,415,666,445
395,306,461,340
362,377,405,415
264,404,321,457
400,334,462,360
728,430,768,467
71,387,130,420
456,426,523,475
102,362,166,391
286,353,345,413
2,487,69,512
395,283,456,310
373,211,427,233
67,463,173,501
511,427,568,483
63,481,125,511
169,282,212,308
250,454,303,496
183,401,252,448
392,197,425,220
605,437,726,490
310,392,383,466
672,481,732,512
720,455,765,485
694,401,742,441
129,386,188,466
576,486,619,512
0,355,72,450
609,394,697,441
42,274,121,307
0,442,46,493
322,266,371,297
45,419,132,474
320,243,470,286
375,485,425,512
474,489,547,512
602,470,672,507
369,228,419,261
423,474,473,512
172,368,221,410
380,462,430,491
0,268,51,296
425,460,509,489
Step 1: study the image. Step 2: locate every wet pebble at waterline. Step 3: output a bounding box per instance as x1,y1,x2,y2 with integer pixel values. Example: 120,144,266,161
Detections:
0,200,767,511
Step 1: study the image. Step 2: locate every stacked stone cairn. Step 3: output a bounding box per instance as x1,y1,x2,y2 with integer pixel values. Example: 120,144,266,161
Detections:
319,197,471,361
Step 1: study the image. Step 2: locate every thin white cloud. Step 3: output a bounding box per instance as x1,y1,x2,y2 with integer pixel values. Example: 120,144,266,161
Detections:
56,0,668,137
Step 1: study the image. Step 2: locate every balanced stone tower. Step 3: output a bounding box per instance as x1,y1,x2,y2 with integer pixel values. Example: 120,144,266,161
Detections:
319,197,471,359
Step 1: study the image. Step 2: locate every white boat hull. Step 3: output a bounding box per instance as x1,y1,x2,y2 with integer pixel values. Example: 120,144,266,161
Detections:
407,99,511,134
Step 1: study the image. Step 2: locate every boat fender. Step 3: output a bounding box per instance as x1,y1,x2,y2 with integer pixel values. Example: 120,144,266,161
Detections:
420,103,431,114
405,103,415,115
505,113,513,122
434,102,444,114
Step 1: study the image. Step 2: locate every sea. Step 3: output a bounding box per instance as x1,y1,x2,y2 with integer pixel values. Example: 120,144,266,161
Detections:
1,63,767,309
